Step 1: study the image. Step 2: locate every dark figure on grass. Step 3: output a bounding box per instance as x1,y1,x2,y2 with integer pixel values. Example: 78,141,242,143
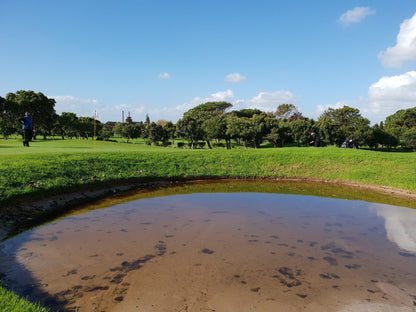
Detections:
310,132,321,147
18,112,33,147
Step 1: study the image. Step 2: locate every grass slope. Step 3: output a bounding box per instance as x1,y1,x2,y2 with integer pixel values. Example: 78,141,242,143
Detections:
1,139,415,207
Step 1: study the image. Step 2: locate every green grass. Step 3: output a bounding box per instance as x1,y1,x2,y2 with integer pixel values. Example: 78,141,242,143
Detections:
0,282,50,312
1,138,416,207
1,137,416,311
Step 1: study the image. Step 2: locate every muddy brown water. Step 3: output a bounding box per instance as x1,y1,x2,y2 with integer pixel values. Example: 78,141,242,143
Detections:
1,180,416,312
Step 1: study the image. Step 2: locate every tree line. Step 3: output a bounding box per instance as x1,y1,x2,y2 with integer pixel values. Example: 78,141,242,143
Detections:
1,90,415,150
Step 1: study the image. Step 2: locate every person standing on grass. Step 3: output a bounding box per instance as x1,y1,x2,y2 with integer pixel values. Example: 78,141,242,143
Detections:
18,112,33,147
310,132,321,147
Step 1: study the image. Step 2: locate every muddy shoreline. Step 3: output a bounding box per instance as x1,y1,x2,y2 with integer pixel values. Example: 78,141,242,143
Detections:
1,177,416,243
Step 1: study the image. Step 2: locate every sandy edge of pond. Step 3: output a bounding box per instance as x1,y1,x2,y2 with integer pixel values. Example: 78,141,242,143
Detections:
1,177,416,243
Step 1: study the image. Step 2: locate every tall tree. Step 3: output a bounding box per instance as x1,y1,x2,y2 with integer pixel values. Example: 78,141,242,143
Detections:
385,107,416,148
318,106,370,144
275,104,304,121
0,96,17,139
6,90,56,139
182,101,233,149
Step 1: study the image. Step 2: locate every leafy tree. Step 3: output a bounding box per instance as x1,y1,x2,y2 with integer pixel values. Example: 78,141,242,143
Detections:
368,126,399,150
148,122,170,146
385,107,416,148
182,101,233,149
203,115,231,149
163,121,176,146
274,104,304,121
230,108,263,118
289,119,315,146
0,96,17,139
402,128,416,150
265,117,291,147
318,106,370,144
114,123,141,142
98,124,114,141
176,115,203,148
6,90,56,139
226,115,253,148
57,112,79,139
78,117,101,139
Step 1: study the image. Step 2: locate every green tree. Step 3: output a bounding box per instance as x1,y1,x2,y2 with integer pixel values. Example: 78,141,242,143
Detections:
265,117,291,147
274,104,304,121
6,90,56,139
57,112,79,139
114,123,141,142
176,115,203,148
0,96,18,139
318,106,370,144
203,115,231,149
289,119,315,147
230,108,263,118
385,107,416,148
182,101,233,149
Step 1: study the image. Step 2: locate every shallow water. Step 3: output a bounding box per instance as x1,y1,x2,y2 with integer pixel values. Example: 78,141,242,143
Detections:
1,181,416,311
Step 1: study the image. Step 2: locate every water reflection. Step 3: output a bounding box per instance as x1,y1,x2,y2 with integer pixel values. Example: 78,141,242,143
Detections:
371,204,416,253
0,181,415,312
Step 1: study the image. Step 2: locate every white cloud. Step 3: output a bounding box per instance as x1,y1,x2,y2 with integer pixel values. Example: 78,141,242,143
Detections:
361,71,416,121
321,71,416,124
378,12,416,68
52,95,145,123
148,89,300,122
233,90,299,113
224,73,247,83
316,102,346,116
338,7,375,26
158,72,170,79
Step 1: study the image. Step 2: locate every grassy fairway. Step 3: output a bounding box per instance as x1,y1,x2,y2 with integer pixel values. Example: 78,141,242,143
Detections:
1,138,415,207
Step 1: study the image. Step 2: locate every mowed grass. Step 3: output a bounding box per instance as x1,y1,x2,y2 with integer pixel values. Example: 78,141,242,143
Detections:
1,138,415,207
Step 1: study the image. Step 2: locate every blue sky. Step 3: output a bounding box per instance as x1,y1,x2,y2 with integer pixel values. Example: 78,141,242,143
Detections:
1,0,416,124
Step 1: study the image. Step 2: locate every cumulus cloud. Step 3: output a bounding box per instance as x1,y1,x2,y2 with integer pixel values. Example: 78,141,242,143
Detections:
321,71,416,124
158,72,170,79
316,102,346,116
378,12,416,68
338,7,375,26
52,95,145,123
360,71,416,121
233,90,299,113
224,73,247,83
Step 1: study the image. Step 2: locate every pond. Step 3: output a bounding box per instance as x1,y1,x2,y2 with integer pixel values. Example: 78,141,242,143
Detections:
1,180,416,312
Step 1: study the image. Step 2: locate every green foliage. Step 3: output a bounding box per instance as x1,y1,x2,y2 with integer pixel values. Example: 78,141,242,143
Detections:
0,282,50,312
113,123,141,142
385,107,416,148
274,104,304,121
230,108,263,118
318,106,370,146
6,90,56,139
